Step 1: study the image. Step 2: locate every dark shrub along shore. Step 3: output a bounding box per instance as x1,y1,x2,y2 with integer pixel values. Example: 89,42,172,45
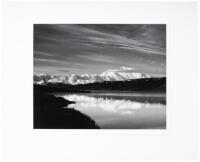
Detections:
34,89,99,129
35,77,166,92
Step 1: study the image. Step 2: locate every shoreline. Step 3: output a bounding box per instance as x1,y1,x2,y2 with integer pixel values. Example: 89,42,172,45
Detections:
34,91,99,129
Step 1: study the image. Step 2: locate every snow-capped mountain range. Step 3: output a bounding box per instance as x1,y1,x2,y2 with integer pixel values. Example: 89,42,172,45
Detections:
34,66,151,85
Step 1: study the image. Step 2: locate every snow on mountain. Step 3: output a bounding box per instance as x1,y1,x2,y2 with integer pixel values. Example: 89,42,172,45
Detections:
47,76,68,84
34,67,151,85
34,74,54,84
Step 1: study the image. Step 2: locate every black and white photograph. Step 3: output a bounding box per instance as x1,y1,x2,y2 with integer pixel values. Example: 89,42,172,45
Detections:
34,24,166,129
2,1,199,160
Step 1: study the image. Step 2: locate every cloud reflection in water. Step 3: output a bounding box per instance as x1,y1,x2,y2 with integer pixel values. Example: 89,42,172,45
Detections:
60,93,166,129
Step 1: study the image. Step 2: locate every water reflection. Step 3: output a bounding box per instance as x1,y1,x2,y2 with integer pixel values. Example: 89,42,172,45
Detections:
57,93,166,129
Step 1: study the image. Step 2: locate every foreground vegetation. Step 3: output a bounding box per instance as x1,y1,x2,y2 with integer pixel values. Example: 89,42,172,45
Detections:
34,88,99,129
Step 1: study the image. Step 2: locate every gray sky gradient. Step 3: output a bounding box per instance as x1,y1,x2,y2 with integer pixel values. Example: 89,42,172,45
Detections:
34,24,166,76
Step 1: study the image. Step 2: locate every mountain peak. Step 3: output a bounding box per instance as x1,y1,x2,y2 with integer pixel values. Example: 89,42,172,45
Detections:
102,66,135,73
120,66,134,71
34,67,151,85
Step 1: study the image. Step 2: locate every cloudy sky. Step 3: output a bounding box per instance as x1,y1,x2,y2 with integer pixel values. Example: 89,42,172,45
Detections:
34,24,166,76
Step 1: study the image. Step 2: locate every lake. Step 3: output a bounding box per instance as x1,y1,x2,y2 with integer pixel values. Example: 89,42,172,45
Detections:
56,92,166,129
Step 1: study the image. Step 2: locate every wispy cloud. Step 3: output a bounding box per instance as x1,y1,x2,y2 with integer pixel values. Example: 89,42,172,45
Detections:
77,53,116,64
34,24,166,76
57,69,70,73
34,58,67,64
34,51,55,57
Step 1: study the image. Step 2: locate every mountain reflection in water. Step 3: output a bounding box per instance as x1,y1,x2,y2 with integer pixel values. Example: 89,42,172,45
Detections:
57,93,166,129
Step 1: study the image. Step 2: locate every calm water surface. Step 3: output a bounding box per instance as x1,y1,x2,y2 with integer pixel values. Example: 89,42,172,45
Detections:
56,92,166,129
